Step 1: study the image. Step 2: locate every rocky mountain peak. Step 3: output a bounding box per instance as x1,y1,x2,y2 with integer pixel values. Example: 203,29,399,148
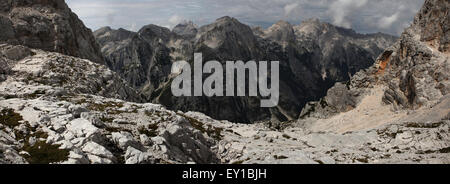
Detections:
413,0,449,53
138,24,173,43
94,27,136,47
0,0,104,64
294,18,325,37
251,26,265,37
173,21,198,38
94,26,113,35
302,18,320,24
263,20,296,45
0,0,67,12
215,16,238,24
295,18,358,39
197,16,254,37
195,16,260,59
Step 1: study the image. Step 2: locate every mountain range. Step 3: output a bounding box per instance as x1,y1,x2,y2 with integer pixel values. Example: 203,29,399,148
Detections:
94,16,397,123
0,0,448,164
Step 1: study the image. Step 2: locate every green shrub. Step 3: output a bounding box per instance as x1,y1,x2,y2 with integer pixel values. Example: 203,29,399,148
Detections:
138,124,159,137
21,141,69,164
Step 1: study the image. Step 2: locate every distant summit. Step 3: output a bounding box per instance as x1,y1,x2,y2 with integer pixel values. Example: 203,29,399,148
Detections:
173,21,198,38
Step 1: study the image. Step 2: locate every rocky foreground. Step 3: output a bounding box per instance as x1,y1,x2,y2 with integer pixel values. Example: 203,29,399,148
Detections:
0,43,448,164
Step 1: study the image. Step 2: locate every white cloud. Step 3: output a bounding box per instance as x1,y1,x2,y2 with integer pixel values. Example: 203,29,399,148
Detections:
327,0,368,28
284,3,299,16
67,0,425,36
378,12,400,29
168,15,183,27
129,22,138,32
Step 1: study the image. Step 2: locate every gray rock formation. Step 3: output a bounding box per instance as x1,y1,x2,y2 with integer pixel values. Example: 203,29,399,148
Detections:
95,16,397,123
0,0,104,64
172,21,198,38
301,0,449,119
0,45,219,164
93,25,177,106
0,44,142,102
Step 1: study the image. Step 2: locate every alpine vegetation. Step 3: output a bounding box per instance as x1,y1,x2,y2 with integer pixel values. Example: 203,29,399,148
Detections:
171,53,279,107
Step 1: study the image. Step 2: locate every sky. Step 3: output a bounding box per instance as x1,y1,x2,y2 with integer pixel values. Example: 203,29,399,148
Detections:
67,0,425,36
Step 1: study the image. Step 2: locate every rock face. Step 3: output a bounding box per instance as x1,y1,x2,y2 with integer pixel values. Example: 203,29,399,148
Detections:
301,0,449,119
0,44,142,102
172,21,198,38
0,45,220,164
416,0,449,53
0,0,104,64
95,16,397,123
93,25,174,100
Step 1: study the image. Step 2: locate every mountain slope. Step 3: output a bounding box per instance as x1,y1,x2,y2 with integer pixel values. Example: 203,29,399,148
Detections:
299,0,449,132
218,0,450,164
95,17,397,123
0,44,226,164
0,0,104,64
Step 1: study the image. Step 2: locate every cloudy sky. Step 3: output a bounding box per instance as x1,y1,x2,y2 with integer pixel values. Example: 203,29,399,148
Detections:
67,0,424,35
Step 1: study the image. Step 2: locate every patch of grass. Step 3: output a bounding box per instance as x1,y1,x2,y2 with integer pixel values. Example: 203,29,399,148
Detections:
178,113,223,140
225,129,242,136
282,134,291,139
87,101,124,112
0,109,69,164
104,126,122,133
355,157,369,163
74,98,89,105
439,147,450,153
10,122,60,164
21,141,69,164
405,122,443,128
57,95,74,102
34,130,49,139
100,116,114,123
103,138,125,164
181,115,223,140
25,90,46,99
207,125,223,141
14,128,29,141
273,155,288,160
0,108,23,128
130,105,139,113
57,76,70,86
4,94,18,99
314,160,325,164
231,160,245,164
138,124,159,137
26,75,35,82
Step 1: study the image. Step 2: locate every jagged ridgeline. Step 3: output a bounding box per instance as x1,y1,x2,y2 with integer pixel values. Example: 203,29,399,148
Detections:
94,17,397,123
0,0,104,64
